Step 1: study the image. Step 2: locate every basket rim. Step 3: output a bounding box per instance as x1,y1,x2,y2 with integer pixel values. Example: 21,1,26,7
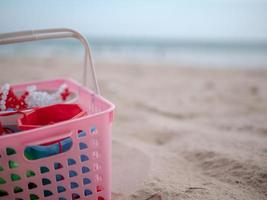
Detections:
0,78,115,140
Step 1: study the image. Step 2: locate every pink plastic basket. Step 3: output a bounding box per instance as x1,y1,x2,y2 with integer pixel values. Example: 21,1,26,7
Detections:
0,29,115,200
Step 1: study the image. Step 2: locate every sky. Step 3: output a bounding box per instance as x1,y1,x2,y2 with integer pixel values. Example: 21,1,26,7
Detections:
0,0,267,41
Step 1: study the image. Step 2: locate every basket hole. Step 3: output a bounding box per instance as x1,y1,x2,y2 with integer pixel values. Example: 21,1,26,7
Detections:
72,193,80,199
26,170,36,178
15,198,23,200
9,160,19,169
82,166,90,174
97,185,103,192
70,182,79,189
67,158,76,166
24,137,73,160
92,151,100,159
14,186,23,193
0,189,8,197
90,126,97,135
56,174,65,182
40,166,50,174
83,178,91,185
0,166,3,172
57,186,66,193
0,177,6,184
44,190,53,197
69,170,78,178
92,139,99,147
79,142,88,150
42,178,51,185
54,162,63,170
95,174,103,182
30,193,39,200
77,130,86,138
93,163,101,171
11,173,21,181
28,182,38,190
84,189,93,196
80,154,89,162
6,147,16,156
59,198,67,200
98,197,105,200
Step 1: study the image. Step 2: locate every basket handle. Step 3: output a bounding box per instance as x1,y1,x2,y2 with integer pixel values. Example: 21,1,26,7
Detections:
0,28,100,94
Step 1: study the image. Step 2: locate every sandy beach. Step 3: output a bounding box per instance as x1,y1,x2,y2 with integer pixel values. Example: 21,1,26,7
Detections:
0,56,267,200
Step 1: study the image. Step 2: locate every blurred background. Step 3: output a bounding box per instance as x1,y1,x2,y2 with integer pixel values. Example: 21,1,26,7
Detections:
1,1,267,199
0,0,267,68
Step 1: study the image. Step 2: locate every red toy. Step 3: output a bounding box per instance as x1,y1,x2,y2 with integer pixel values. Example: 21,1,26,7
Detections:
0,84,70,112
18,104,86,131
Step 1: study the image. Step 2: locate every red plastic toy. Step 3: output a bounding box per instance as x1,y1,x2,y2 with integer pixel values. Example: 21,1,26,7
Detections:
18,104,86,131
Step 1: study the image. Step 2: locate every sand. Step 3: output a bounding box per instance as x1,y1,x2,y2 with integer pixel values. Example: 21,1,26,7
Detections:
0,56,267,200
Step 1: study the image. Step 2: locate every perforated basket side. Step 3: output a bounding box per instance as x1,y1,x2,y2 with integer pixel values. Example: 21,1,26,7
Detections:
0,109,113,200
0,79,114,200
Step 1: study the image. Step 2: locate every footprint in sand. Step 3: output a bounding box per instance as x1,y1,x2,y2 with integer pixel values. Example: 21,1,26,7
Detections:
112,140,151,197
185,151,267,197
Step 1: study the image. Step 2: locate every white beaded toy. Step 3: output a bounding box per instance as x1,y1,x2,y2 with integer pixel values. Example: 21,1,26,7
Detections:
26,84,67,108
0,83,70,111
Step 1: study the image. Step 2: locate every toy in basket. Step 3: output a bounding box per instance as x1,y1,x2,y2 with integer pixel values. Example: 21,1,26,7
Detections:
0,83,76,135
0,28,115,200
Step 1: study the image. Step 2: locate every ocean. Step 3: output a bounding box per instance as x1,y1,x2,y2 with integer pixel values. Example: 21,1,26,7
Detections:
0,37,267,68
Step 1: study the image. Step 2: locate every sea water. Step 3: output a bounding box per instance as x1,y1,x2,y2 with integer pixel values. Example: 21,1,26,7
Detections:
0,37,267,68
